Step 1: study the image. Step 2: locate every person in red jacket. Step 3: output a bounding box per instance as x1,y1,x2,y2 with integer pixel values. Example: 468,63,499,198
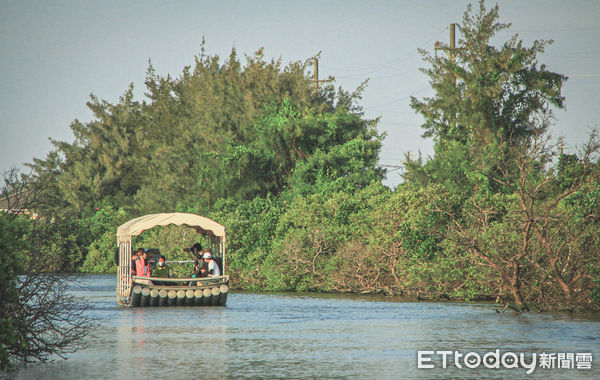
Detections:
134,248,152,284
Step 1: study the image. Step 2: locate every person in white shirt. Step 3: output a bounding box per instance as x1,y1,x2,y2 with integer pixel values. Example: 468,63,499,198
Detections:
203,251,221,277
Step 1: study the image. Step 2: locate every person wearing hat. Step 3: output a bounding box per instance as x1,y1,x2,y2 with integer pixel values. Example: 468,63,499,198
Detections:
203,251,220,277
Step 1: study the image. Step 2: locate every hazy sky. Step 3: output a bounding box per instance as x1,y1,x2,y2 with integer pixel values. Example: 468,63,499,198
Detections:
1,0,599,187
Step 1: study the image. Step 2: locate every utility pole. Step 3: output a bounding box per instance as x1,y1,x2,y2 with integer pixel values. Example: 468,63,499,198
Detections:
558,137,569,156
312,57,334,90
434,23,466,62
450,22,456,61
434,23,467,129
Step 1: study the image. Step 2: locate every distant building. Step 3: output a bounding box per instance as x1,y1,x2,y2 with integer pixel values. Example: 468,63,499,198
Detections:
0,189,38,219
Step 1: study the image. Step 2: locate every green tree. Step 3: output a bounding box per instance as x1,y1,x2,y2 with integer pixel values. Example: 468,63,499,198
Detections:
210,99,384,202
134,48,318,211
50,86,148,214
209,196,283,289
408,0,565,194
79,207,128,273
436,131,600,311
401,1,600,311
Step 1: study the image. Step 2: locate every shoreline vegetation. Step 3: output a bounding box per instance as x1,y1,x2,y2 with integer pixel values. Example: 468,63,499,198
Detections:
2,0,599,346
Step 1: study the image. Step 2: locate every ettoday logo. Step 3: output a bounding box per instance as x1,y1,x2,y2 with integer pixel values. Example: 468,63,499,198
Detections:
417,350,593,375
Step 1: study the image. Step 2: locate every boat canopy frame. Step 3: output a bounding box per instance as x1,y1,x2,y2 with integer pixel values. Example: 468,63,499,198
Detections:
116,212,226,305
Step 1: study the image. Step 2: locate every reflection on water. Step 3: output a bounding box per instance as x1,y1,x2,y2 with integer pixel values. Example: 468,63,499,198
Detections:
8,275,600,379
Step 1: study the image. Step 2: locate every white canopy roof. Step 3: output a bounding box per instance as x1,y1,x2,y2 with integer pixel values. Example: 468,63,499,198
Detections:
117,213,225,243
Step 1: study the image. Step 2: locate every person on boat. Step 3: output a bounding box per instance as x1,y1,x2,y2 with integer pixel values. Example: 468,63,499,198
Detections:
190,255,208,286
134,248,152,284
192,251,220,286
191,242,203,258
151,255,171,285
131,249,140,276
189,243,205,271
203,251,221,277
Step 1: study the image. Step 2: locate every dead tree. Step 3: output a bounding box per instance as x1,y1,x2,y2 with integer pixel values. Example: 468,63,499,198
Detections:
1,169,95,371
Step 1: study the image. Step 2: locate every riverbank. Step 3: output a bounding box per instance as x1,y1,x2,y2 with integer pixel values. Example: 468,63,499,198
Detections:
84,272,598,314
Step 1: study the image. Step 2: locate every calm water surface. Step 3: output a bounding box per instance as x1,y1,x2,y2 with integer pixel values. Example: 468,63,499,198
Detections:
9,274,600,379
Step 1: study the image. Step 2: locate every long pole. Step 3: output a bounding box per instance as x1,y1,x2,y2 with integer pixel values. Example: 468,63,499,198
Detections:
435,23,465,131
450,23,456,62
435,23,462,60
313,58,319,91
312,57,334,90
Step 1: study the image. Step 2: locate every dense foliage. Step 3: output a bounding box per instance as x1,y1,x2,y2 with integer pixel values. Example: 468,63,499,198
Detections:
404,1,599,311
22,44,385,278
2,7,598,364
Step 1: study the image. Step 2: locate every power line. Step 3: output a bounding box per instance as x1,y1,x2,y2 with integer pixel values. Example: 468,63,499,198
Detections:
567,74,600,78
547,54,600,60
380,122,421,126
516,27,600,33
366,78,429,99
364,86,429,110
333,55,420,79
376,164,403,168
322,28,447,78
366,68,425,81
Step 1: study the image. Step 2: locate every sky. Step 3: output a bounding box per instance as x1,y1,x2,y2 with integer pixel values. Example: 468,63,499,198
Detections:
1,0,599,188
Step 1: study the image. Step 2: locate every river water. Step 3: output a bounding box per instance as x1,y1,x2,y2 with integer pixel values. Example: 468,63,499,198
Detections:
8,274,600,379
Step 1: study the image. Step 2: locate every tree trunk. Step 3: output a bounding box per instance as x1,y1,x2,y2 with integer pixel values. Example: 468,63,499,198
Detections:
549,255,573,303
509,261,527,310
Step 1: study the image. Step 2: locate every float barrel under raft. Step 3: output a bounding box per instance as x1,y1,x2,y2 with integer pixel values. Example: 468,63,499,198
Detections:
129,276,229,307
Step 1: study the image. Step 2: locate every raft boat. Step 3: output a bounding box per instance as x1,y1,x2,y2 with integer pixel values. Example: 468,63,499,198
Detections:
116,213,230,307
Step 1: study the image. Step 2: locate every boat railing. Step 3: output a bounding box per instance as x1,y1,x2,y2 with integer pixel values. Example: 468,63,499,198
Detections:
131,275,229,286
